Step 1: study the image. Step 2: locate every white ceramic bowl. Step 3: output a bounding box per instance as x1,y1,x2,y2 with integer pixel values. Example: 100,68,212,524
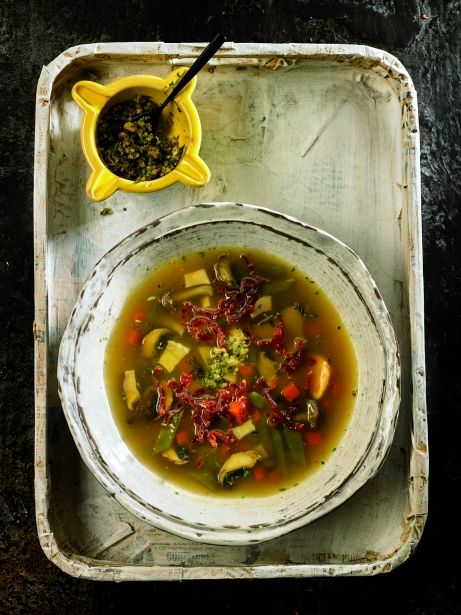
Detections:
57,202,400,545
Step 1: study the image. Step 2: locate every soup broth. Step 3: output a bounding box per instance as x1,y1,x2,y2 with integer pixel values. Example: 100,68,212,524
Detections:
104,247,358,497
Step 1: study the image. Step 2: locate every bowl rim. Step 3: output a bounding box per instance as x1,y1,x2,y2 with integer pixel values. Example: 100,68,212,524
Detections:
57,202,401,545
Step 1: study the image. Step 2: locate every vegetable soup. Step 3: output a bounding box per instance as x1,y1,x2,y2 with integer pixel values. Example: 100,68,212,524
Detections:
104,248,358,496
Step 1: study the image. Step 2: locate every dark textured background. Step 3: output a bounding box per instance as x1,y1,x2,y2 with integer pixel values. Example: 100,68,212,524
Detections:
1,0,460,613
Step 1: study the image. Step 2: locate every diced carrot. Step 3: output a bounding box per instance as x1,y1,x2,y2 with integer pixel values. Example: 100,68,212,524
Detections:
219,443,231,461
239,363,255,378
305,320,321,337
304,431,323,446
235,439,250,452
331,382,342,396
252,465,265,481
127,330,142,346
228,400,247,423
177,358,192,374
229,401,241,414
281,382,301,402
176,430,189,446
269,469,282,484
132,310,146,323
252,409,262,423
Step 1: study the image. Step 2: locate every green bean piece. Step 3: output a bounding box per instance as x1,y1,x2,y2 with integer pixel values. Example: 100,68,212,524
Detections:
247,345,258,365
191,449,222,490
270,426,287,474
191,469,219,491
153,411,183,454
262,279,294,294
257,413,275,459
248,391,269,409
282,425,306,467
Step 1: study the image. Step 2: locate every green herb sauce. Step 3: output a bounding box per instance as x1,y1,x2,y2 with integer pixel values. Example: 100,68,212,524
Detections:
96,95,183,182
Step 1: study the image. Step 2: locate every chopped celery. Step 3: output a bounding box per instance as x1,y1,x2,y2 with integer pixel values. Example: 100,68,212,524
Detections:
153,411,183,454
158,340,190,372
282,425,306,467
231,418,256,440
184,268,211,287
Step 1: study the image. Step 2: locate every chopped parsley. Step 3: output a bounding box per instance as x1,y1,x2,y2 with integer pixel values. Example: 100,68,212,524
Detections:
294,303,318,319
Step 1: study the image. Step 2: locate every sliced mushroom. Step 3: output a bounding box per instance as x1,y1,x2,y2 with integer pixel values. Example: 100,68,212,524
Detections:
141,327,171,358
155,313,185,336
122,370,140,411
160,291,174,311
214,254,236,287
306,399,320,429
294,399,321,430
251,295,272,319
161,447,189,465
218,450,261,485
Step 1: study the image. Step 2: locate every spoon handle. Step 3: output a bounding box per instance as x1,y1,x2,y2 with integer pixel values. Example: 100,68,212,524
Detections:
158,33,226,112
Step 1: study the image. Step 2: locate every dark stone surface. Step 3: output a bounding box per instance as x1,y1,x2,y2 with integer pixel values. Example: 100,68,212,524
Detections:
1,0,460,612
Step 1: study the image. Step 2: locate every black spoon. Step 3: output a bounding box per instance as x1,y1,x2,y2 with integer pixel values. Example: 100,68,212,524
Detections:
132,33,226,127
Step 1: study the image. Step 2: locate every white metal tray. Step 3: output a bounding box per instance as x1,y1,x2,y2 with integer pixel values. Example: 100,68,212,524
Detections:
34,42,428,579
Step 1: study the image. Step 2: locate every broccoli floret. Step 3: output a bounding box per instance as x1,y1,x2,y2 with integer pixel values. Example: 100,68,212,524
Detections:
202,328,249,388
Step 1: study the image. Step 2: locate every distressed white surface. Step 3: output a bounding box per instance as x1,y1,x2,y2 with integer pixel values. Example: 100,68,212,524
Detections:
34,43,427,578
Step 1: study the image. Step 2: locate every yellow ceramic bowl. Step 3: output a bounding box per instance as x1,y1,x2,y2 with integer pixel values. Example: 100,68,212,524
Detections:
72,69,210,202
